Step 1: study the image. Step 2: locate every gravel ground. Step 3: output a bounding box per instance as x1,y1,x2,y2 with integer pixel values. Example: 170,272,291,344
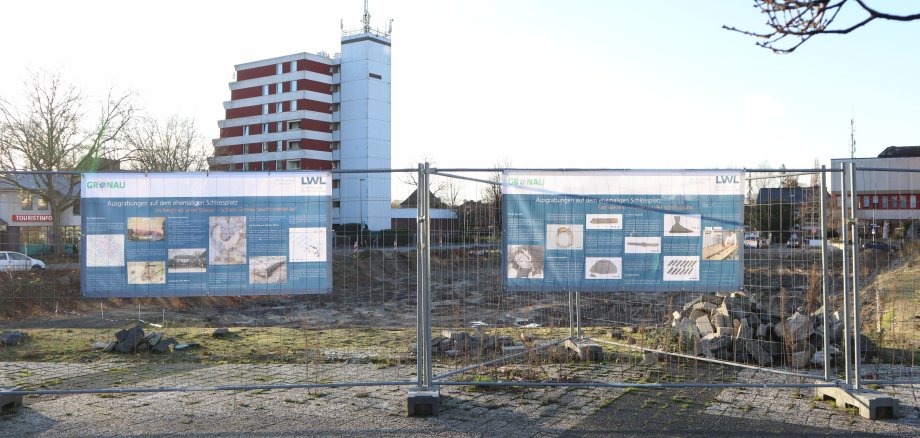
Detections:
3,361,920,437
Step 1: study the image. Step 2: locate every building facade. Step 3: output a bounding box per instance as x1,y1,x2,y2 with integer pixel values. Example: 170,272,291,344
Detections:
209,26,392,231
830,147,920,240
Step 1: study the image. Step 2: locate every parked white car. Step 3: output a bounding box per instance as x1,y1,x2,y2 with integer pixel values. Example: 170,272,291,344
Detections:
0,251,46,272
743,233,770,249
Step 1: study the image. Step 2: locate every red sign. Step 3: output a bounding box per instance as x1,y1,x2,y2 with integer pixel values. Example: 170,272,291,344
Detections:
12,214,53,223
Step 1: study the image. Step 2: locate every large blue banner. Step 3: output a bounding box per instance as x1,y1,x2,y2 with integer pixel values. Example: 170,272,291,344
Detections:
80,172,332,297
502,171,744,292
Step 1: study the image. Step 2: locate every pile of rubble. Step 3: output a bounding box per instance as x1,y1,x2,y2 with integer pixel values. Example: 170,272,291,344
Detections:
670,291,876,368
92,325,224,354
419,330,529,356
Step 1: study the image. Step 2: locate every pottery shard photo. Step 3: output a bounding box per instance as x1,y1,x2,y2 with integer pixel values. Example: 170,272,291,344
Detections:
545,224,584,250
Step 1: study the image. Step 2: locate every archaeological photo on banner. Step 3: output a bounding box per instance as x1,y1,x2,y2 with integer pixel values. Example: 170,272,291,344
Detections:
80,172,332,297
502,170,744,292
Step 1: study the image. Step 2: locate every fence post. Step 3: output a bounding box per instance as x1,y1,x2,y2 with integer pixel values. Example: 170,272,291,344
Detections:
839,162,852,387
568,291,575,338
819,165,831,382
408,162,438,416
575,291,583,341
848,161,862,390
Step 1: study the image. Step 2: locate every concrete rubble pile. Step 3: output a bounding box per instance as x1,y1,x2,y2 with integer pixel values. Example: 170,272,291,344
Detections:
670,291,877,368
92,325,195,354
415,330,529,356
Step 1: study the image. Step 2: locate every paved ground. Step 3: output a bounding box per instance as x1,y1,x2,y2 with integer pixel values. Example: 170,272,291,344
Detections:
3,362,920,437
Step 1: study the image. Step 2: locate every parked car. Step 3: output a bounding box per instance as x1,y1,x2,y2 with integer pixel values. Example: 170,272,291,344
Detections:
0,251,47,272
786,235,802,248
743,233,770,249
861,241,899,253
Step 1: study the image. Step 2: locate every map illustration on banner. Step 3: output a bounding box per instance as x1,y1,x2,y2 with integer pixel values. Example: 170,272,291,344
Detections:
502,171,744,292
80,173,332,297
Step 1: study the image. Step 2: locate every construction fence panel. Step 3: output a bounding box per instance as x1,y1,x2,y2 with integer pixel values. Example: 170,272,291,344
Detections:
0,169,421,394
430,168,846,390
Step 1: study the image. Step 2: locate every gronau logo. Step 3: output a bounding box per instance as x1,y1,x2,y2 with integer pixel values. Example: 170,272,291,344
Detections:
301,176,327,185
715,175,739,184
507,177,544,187
85,181,126,189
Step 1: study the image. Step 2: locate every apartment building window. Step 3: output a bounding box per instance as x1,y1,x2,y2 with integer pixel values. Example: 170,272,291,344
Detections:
277,121,283,132
20,195,32,210
290,61,297,72
330,141,340,150
276,63,282,75
912,196,918,209
242,125,250,136
287,120,301,130
901,195,908,209
332,160,340,169
277,140,282,151
332,200,341,208
330,84,340,92
872,195,879,208
262,123,269,133
330,103,340,112
289,141,301,151
863,196,870,208
290,100,297,111
262,142,269,153
262,84,269,96
330,66,339,74
37,197,48,210
287,160,301,170
291,80,297,92
330,122,340,131
262,162,269,171
275,160,283,170
277,83,283,94
882,196,888,209
332,180,340,189
263,104,269,115
276,102,283,113
242,143,249,154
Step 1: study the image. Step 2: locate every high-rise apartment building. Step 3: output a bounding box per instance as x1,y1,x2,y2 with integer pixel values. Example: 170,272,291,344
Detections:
208,13,392,231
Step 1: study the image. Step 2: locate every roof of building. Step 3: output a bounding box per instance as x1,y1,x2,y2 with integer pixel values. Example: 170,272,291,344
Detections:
0,174,81,197
400,189,450,209
877,146,920,158
754,186,818,205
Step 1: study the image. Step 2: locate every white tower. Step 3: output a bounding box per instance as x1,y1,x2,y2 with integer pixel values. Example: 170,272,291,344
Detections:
337,2,392,231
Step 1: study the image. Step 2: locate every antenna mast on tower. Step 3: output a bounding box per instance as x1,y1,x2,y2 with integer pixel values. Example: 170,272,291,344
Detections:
362,0,371,33
849,118,856,158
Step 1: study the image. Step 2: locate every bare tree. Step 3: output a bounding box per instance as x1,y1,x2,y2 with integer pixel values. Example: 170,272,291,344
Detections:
127,115,208,171
441,177,463,209
0,71,134,249
726,1,920,53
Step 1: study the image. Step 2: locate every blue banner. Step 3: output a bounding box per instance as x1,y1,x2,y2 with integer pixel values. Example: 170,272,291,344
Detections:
502,171,744,292
80,173,332,297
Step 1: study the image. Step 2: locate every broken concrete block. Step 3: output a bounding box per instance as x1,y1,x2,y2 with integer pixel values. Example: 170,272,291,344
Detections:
564,339,602,361
641,351,658,366
785,312,812,342
92,342,110,349
503,344,525,354
700,333,731,358
790,347,817,369
695,315,714,336
0,331,24,346
212,328,230,337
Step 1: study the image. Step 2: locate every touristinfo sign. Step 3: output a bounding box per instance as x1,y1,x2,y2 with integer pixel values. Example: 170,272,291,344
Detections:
502,170,744,292
80,173,332,297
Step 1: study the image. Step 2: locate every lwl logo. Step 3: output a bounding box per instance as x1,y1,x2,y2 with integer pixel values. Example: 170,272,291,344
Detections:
301,176,327,185
715,175,738,184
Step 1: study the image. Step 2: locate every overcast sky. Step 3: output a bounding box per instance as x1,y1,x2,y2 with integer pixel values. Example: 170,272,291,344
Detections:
2,1,918,174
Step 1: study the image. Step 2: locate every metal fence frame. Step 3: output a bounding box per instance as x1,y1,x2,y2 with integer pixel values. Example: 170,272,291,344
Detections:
3,164,919,411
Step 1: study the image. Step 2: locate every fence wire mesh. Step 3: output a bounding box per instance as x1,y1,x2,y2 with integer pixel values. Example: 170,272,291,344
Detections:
1,166,919,404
